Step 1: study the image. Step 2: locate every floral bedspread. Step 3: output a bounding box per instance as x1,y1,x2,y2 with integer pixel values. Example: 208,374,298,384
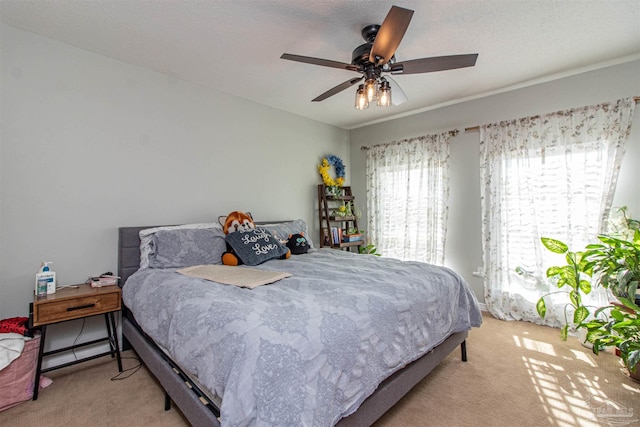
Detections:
123,248,482,426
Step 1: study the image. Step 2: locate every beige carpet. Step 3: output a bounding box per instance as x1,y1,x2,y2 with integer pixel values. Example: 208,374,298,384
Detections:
1,313,638,426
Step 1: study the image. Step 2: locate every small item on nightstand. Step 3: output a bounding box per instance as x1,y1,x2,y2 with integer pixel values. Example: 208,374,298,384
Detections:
36,277,47,297
35,262,56,295
88,273,120,288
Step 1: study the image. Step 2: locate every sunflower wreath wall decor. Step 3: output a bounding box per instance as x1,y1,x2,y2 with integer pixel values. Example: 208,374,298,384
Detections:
317,155,345,196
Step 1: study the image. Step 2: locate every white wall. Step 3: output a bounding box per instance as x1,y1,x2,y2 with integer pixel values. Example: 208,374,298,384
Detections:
350,60,640,304
0,25,349,363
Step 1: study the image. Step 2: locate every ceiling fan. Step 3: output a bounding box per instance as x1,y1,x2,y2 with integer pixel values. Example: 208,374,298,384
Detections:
281,5,478,110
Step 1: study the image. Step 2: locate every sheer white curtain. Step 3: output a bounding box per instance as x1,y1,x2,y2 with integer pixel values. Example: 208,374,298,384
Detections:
480,98,635,326
365,131,457,265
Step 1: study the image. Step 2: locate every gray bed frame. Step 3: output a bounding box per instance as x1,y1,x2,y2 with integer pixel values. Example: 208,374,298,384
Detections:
118,225,469,427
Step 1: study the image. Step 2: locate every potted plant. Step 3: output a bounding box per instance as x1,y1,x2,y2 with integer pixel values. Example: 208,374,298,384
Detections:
532,237,595,341
527,208,640,378
359,244,381,256
579,210,640,378
582,207,640,297
581,293,640,380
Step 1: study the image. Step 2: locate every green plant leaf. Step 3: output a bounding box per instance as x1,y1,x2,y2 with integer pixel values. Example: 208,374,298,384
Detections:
585,243,605,250
569,290,581,308
619,340,630,353
566,251,578,267
359,244,381,256
574,306,589,324
546,266,563,278
613,319,640,328
611,308,625,322
563,267,578,289
599,235,632,246
580,260,595,276
625,282,639,302
591,338,602,355
557,277,569,289
582,319,607,328
578,280,592,295
542,237,568,254
627,350,640,371
617,296,640,311
594,305,614,318
536,298,547,318
560,324,568,341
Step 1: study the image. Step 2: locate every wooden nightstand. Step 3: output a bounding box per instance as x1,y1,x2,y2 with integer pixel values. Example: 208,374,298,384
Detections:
29,283,123,400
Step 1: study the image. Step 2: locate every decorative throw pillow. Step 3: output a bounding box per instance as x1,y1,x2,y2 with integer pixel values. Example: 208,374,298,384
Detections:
139,223,220,268
224,228,289,266
149,228,227,269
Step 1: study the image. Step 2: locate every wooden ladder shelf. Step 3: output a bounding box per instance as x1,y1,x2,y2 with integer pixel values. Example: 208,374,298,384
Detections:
317,184,363,251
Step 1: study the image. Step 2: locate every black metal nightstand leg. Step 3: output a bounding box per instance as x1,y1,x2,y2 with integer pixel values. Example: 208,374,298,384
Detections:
107,312,123,372
104,314,114,358
33,325,47,400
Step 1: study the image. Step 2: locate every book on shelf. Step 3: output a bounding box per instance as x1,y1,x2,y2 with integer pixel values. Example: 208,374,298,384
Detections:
330,227,343,244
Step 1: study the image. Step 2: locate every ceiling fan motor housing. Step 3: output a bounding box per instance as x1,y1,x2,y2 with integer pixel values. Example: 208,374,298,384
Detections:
361,24,380,43
352,25,396,71
351,43,373,67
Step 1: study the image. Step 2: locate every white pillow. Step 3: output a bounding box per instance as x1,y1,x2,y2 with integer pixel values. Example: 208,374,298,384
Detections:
139,223,220,268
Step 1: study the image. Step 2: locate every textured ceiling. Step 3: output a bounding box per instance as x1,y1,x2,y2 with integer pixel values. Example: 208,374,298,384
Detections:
2,0,639,129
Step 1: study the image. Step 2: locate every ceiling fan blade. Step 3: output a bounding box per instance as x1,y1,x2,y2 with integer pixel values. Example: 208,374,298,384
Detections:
369,6,414,66
281,53,360,72
384,76,407,106
390,54,478,75
312,77,364,102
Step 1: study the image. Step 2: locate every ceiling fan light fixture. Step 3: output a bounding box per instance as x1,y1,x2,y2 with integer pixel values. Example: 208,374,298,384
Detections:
377,80,392,107
281,5,478,110
365,78,378,102
355,84,369,110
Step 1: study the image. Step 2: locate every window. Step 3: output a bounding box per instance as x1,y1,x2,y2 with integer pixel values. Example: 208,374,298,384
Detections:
365,131,457,264
480,98,635,326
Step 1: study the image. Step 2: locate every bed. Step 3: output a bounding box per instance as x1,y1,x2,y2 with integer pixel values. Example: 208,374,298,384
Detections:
118,221,482,426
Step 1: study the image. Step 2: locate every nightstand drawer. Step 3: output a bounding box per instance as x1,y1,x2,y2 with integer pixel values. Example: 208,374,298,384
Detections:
33,291,121,326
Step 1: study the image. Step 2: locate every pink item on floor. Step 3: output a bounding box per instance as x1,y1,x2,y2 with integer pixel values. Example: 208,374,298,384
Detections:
0,335,40,411
39,376,52,389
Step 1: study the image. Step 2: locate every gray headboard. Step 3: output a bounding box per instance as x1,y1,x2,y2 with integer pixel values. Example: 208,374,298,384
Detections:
118,226,159,288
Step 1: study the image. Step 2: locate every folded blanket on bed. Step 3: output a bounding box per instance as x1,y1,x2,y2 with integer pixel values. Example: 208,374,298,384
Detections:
177,264,292,289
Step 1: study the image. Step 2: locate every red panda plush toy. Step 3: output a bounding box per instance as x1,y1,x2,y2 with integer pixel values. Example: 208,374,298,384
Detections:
218,211,290,266
220,210,256,235
218,211,256,266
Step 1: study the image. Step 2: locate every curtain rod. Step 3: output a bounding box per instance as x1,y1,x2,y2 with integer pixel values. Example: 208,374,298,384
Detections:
463,96,640,133
360,129,459,150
